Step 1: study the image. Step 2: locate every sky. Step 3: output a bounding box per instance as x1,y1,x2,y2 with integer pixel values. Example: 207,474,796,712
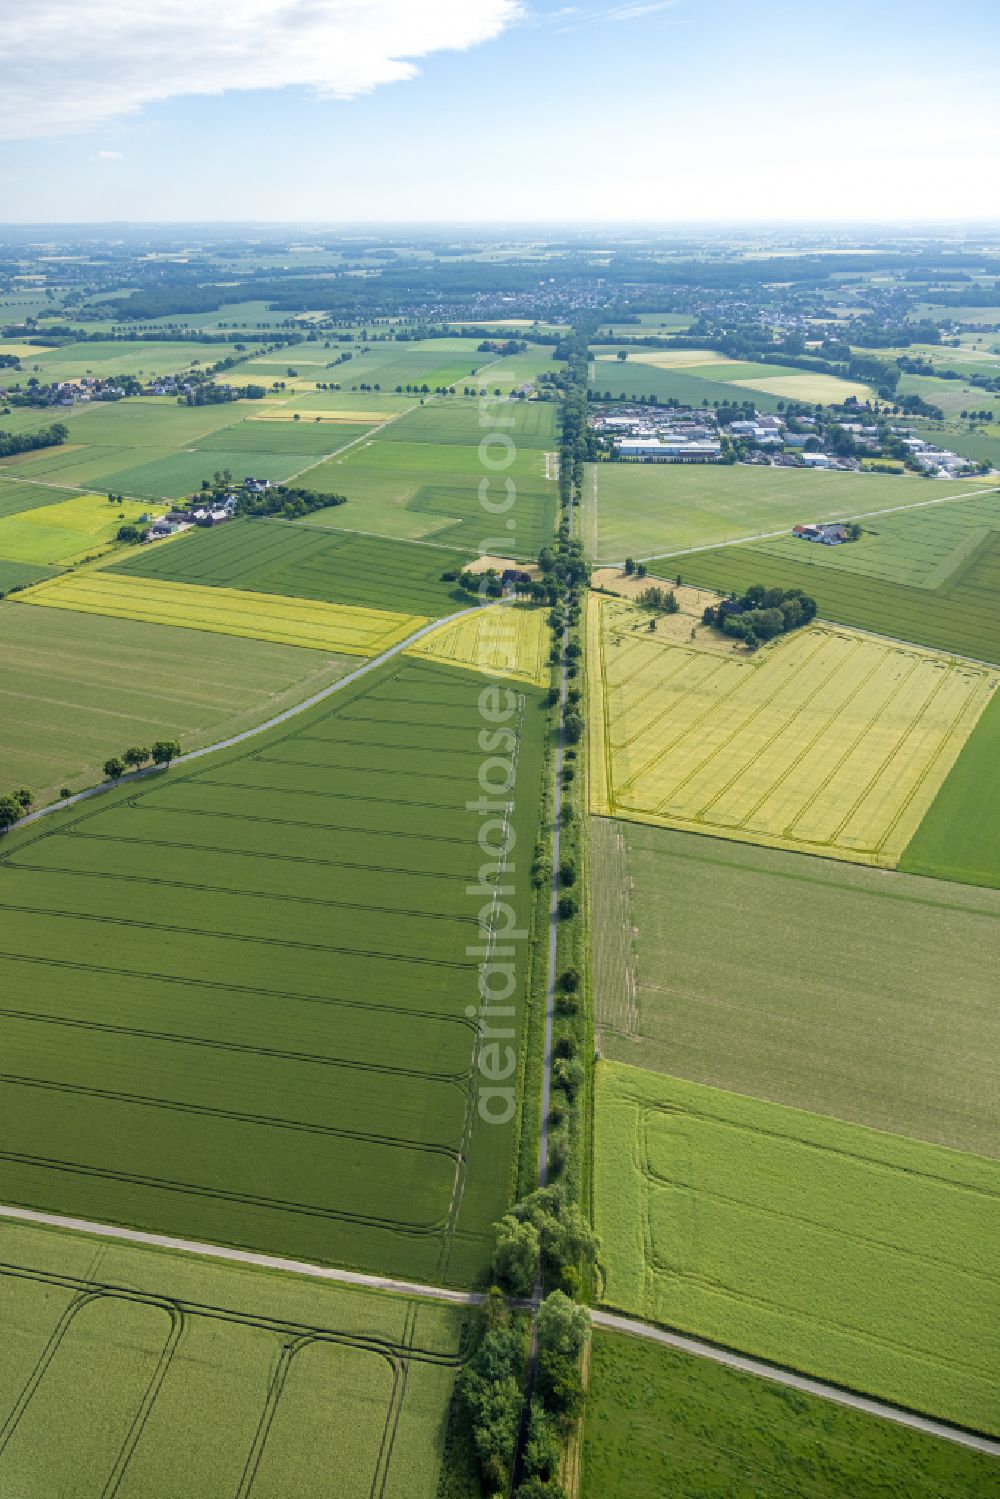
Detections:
1,0,998,224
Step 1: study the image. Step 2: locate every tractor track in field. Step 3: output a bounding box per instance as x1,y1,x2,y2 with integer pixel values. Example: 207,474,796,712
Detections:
0,1203,997,1457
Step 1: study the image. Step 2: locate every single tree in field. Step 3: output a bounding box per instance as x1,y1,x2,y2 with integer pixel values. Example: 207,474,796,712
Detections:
151,740,181,767
103,756,126,780
123,746,150,770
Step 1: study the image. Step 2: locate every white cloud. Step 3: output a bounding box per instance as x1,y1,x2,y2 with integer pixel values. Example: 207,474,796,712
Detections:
603,1,675,18
96,150,124,161
0,1,522,140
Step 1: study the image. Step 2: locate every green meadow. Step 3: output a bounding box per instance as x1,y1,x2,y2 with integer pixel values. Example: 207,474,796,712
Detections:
0,656,545,1287
0,1217,462,1499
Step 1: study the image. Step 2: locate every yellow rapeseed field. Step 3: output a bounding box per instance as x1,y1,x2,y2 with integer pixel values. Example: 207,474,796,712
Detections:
16,572,427,656
406,603,548,686
588,595,998,865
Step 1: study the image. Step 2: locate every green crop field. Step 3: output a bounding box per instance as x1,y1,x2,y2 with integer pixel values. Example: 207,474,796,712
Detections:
77,446,318,501
581,1328,1000,1499
107,519,470,616
0,656,544,1286
902,690,1000,889
192,416,374,456
896,371,996,417
42,397,268,449
590,819,1000,1155
669,496,1000,664
584,458,993,560
302,434,556,556
0,1217,463,1499
589,362,792,412
22,340,248,383
594,1062,1000,1435
0,396,368,500
0,478,85,520
377,398,559,449
0,490,157,566
0,558,60,591
0,600,355,805
278,389,413,417
474,351,559,394
270,337,492,393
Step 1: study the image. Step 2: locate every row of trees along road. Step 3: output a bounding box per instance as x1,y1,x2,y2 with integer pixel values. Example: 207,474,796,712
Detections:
103,740,180,780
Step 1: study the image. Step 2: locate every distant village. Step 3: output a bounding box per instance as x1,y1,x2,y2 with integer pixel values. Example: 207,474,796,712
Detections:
589,404,988,478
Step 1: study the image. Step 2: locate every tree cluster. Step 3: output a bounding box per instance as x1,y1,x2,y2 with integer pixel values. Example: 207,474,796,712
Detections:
703,584,817,649
0,785,33,831
457,1290,525,1495
636,585,678,614
491,1185,600,1301
0,420,69,458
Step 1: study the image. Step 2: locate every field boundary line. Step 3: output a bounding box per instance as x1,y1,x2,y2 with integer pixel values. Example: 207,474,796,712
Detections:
5,603,490,833
282,398,422,484
620,480,1000,566
590,1310,1000,1458
0,1202,994,1455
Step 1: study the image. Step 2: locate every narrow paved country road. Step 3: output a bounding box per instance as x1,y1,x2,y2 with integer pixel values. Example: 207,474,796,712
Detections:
9,603,486,834
591,1311,1000,1459
1,1203,993,1458
0,1204,483,1307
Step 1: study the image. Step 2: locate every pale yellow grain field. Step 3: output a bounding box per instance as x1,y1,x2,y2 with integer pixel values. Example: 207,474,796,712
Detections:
588,595,998,865
17,573,426,656
406,603,548,686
